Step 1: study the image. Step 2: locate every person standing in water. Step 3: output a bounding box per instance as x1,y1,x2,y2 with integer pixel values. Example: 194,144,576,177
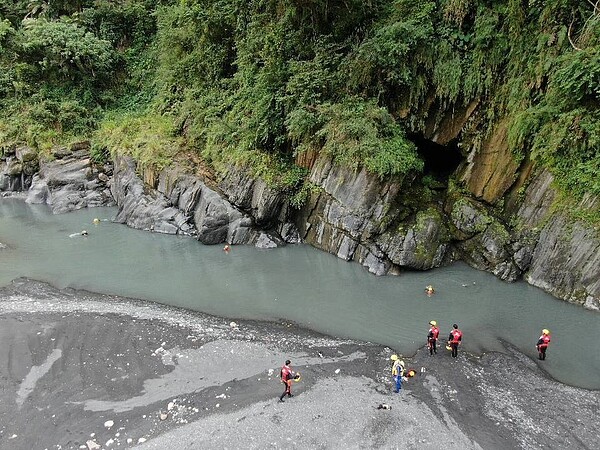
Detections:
448,324,462,358
536,329,551,360
427,320,439,356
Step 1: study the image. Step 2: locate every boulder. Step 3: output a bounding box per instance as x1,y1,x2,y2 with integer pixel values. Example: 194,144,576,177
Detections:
298,155,404,254
194,187,247,244
26,155,114,213
379,208,450,270
157,168,203,215
112,156,192,234
25,175,49,204
219,166,286,225
255,232,284,249
447,196,521,281
525,217,600,304
0,157,32,191
113,156,266,243
278,222,301,244
297,153,452,273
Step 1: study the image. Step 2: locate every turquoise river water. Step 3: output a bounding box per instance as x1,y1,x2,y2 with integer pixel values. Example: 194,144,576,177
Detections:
0,198,598,389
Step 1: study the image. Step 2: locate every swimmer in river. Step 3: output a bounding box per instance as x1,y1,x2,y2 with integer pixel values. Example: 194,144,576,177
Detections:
425,285,435,296
223,244,230,253
69,230,88,238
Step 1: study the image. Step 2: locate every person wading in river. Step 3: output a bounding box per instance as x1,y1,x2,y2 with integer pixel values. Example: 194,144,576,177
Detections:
536,329,551,360
427,320,440,356
279,360,296,402
447,324,462,358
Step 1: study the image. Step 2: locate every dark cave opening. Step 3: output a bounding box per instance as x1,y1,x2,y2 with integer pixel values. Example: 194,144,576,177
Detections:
409,134,463,182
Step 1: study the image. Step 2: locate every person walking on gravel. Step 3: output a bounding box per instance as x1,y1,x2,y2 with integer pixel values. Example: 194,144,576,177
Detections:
279,360,296,402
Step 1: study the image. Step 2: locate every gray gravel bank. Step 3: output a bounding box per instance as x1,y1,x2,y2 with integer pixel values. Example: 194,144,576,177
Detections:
0,279,597,449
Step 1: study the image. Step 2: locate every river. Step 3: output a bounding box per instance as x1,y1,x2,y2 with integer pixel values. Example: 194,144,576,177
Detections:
0,198,598,389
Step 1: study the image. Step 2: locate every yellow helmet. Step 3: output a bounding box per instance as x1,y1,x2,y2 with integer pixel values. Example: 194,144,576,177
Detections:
390,354,399,361
429,320,437,326
542,329,550,335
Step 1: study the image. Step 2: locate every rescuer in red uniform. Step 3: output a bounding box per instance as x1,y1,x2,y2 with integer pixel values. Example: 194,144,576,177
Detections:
427,320,440,355
448,324,462,358
536,329,551,360
279,360,295,402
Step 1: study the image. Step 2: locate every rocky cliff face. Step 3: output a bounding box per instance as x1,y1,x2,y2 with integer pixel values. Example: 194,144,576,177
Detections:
1,130,598,309
513,171,600,308
292,155,598,307
1,142,114,212
110,156,290,249
0,145,38,192
294,154,450,276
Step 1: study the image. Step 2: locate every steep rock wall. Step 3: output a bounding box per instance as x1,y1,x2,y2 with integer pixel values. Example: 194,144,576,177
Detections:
1,143,114,213
0,146,39,192
459,119,521,203
110,156,289,248
514,171,600,308
2,135,597,309
295,154,451,275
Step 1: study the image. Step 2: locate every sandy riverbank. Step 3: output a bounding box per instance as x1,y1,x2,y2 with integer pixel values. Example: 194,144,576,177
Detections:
0,279,597,449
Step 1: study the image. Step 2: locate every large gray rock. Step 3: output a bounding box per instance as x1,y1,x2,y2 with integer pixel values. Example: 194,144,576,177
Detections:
26,155,114,213
112,156,284,246
112,156,193,235
296,154,451,274
525,216,600,306
158,169,203,215
193,187,244,243
379,208,450,270
514,170,600,305
354,243,391,276
447,196,521,281
218,167,286,225
299,156,393,248
0,156,33,192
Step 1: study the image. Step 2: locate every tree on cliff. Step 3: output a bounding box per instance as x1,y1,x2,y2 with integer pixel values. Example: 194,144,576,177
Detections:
0,0,597,214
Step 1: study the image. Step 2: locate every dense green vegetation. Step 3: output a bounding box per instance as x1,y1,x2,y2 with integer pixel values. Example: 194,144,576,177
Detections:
0,0,598,205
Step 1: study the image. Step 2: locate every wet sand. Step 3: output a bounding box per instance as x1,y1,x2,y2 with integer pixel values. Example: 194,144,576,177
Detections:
0,279,597,449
